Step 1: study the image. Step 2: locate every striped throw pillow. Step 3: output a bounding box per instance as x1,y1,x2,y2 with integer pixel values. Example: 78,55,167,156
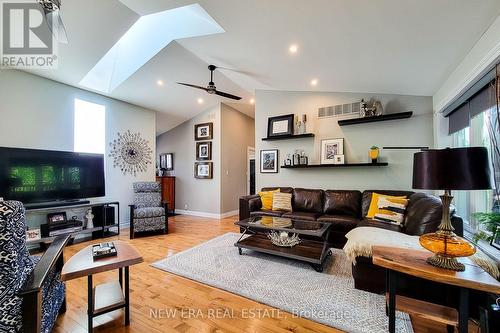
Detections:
373,196,409,225
272,192,292,211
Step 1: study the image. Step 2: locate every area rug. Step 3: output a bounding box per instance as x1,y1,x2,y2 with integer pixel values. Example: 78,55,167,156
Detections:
152,233,413,333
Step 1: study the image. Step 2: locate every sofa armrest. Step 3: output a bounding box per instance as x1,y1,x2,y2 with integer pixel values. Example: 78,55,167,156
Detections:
239,195,261,220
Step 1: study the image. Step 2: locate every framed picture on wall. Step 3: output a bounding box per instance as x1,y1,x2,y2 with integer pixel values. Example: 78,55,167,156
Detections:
195,122,213,141
194,162,213,179
267,114,294,138
196,142,212,161
260,149,279,173
320,138,344,165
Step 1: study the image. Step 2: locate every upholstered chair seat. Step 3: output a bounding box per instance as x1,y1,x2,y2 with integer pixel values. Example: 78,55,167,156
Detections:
0,200,68,333
129,182,168,238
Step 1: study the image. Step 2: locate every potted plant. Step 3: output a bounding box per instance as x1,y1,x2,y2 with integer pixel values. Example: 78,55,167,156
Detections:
471,212,500,244
369,146,379,163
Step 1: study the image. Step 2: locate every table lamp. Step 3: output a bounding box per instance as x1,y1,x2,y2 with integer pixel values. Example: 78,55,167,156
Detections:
412,147,492,271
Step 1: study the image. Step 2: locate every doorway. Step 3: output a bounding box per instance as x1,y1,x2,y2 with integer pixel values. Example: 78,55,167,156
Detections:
247,147,256,195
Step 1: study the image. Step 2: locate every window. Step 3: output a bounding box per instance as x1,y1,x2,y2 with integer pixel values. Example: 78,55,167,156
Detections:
74,98,105,154
451,109,495,231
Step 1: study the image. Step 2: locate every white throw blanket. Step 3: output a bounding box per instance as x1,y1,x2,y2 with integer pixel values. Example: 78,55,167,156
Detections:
343,227,499,279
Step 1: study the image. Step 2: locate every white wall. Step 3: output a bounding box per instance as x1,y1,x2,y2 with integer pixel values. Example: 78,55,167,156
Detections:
156,105,222,215
0,70,156,225
256,90,433,191
433,14,500,149
220,103,255,213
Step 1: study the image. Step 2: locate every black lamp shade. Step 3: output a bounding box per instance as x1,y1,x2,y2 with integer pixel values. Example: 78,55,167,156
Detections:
413,147,491,190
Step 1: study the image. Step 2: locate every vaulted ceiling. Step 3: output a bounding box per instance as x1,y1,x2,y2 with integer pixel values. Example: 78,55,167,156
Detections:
24,0,500,135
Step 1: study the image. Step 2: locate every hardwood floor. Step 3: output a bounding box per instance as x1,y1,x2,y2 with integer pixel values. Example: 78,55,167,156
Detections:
54,215,472,333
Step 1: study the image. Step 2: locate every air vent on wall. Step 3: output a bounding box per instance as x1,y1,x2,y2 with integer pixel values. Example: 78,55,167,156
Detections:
318,102,360,119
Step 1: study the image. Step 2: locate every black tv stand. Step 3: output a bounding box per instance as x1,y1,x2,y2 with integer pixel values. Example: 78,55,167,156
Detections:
25,200,91,210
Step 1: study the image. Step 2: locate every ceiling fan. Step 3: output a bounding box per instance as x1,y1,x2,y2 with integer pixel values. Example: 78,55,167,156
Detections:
177,65,242,100
38,0,68,44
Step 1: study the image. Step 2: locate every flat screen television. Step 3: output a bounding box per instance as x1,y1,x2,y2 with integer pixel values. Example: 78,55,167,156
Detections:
0,147,105,205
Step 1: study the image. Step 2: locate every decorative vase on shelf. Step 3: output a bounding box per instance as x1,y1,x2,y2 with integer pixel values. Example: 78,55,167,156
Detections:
301,114,307,134
369,146,379,163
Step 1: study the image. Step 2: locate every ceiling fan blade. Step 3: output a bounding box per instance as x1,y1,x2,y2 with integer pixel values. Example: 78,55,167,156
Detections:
177,82,209,91
46,10,68,44
214,90,242,100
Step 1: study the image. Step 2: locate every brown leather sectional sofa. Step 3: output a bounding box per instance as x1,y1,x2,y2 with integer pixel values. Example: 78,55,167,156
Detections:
239,187,464,294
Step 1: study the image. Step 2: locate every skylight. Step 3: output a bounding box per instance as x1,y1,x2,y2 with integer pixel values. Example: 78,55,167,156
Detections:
79,4,224,93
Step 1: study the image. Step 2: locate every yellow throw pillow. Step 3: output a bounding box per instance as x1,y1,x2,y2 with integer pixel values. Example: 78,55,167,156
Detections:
272,192,292,211
258,189,280,210
366,192,407,218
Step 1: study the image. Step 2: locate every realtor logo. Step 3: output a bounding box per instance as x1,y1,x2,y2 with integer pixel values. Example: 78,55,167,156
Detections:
1,1,58,68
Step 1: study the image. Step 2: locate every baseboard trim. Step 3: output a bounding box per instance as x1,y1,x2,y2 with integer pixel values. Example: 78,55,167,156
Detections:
175,209,239,219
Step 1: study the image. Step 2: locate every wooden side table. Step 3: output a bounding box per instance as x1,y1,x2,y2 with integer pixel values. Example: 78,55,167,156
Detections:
61,241,143,332
372,246,500,333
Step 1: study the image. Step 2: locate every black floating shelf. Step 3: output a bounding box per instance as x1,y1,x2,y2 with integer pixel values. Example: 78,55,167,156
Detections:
338,111,413,126
281,163,388,169
262,133,315,141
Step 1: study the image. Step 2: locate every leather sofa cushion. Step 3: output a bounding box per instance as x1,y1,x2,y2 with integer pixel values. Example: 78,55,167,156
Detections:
282,211,321,221
250,210,284,218
404,193,442,235
292,188,323,213
317,215,360,231
323,190,362,217
358,219,403,233
361,190,414,217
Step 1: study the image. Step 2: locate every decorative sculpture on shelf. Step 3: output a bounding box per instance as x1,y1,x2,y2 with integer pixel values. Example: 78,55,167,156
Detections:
109,130,153,176
85,209,94,229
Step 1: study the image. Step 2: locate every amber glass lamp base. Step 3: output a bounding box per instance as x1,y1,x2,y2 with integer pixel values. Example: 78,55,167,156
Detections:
418,191,476,271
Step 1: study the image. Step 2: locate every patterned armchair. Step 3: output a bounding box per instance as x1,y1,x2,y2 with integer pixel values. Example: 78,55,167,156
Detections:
129,182,168,239
0,200,69,333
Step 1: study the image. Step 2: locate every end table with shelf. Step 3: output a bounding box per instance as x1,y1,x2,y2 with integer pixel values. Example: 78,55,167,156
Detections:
61,241,143,332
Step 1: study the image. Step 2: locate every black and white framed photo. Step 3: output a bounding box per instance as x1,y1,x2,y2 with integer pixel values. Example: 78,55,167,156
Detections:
194,162,213,179
320,138,344,165
491,226,500,250
194,122,213,141
267,114,294,138
196,141,212,161
260,149,279,173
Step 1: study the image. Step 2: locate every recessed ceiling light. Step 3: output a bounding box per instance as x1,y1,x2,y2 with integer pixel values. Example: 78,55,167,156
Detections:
157,80,164,86
289,44,298,54
310,79,318,86
197,98,204,104
250,98,255,104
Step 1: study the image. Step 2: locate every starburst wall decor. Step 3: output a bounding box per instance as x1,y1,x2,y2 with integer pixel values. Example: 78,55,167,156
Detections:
109,130,153,176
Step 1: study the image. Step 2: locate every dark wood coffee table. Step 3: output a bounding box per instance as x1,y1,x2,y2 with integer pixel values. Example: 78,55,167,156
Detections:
61,241,143,332
235,216,332,272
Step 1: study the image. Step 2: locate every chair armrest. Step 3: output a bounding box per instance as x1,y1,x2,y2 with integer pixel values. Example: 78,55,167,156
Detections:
239,195,261,220
20,235,70,295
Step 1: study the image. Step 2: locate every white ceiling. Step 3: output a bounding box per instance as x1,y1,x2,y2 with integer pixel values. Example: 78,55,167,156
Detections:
24,0,500,135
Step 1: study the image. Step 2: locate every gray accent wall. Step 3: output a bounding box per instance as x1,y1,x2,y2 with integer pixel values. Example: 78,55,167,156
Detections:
156,103,254,216
156,105,222,215
256,90,433,191
221,104,255,213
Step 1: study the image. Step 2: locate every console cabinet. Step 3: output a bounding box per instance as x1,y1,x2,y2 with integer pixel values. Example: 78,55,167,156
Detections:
156,176,176,214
